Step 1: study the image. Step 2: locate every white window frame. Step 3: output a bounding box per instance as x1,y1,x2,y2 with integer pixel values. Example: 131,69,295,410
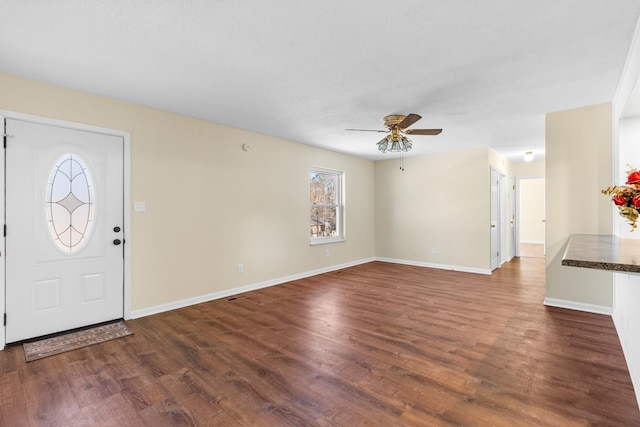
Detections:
310,167,344,245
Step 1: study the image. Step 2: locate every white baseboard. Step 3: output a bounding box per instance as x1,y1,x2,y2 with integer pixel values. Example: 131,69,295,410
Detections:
520,240,545,244
130,256,491,319
130,257,376,319
375,257,492,275
502,256,514,265
131,256,491,320
543,297,613,315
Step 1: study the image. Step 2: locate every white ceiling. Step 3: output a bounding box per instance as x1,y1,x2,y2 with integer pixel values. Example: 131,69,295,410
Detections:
2,1,640,163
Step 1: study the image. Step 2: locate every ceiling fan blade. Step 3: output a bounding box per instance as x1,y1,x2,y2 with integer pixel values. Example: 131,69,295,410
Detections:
346,128,387,132
397,114,422,129
405,129,443,135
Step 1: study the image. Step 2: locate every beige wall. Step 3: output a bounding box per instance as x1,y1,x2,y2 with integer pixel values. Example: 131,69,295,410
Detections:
488,148,512,176
5,71,615,317
519,178,545,243
545,102,613,309
0,73,376,312
513,160,544,177
375,147,501,272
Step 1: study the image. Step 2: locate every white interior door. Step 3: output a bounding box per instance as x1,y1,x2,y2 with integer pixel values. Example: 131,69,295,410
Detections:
499,172,507,264
510,176,516,259
490,167,499,270
5,118,124,343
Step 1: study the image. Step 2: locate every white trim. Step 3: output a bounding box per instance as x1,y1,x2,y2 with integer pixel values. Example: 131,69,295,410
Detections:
0,111,132,347
490,166,500,271
123,130,132,321
0,118,5,349
310,238,345,246
509,176,516,260
543,297,613,315
131,257,376,319
500,171,508,266
375,257,492,275
520,240,545,245
130,257,492,319
613,9,640,120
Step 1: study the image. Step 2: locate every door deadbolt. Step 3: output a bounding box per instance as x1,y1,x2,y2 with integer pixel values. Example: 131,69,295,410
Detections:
113,226,121,232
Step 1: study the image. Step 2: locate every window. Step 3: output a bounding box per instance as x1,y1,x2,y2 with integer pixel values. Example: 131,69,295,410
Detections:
310,168,343,243
46,153,95,253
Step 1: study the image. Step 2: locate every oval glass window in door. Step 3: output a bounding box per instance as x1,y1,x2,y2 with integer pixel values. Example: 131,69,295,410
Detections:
46,154,96,253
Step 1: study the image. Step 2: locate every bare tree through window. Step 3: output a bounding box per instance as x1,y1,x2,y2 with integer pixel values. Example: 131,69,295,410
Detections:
310,169,342,240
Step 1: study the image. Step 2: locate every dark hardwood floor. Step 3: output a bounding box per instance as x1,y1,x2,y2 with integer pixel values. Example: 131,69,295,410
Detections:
1,257,638,426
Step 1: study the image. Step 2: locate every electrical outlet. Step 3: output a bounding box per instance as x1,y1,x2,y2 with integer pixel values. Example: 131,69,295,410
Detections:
325,249,330,257
431,247,437,254
238,263,244,273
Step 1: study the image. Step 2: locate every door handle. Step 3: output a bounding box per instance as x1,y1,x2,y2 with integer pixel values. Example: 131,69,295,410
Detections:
491,224,496,228
113,239,122,246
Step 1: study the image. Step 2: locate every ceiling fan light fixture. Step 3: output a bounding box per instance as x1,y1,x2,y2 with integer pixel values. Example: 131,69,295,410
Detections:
377,134,412,153
349,113,437,154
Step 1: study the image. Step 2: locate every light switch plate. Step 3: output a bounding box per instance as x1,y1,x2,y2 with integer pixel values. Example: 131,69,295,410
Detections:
134,201,146,212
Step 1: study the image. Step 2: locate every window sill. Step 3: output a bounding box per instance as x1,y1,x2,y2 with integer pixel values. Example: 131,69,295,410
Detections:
310,238,345,246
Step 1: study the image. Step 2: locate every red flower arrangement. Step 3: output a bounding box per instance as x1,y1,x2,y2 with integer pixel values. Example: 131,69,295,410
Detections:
602,165,640,230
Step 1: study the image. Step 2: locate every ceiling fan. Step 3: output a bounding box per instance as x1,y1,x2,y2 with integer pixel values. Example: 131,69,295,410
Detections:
347,114,442,153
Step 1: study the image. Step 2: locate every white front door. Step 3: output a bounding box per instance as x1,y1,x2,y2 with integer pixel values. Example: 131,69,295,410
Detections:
5,118,124,343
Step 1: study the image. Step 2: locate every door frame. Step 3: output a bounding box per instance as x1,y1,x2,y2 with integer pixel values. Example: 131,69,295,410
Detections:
489,167,500,271
509,176,516,260
0,111,132,349
515,175,545,258
499,172,508,265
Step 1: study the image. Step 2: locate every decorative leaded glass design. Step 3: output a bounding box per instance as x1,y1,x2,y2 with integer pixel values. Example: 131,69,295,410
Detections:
46,154,95,252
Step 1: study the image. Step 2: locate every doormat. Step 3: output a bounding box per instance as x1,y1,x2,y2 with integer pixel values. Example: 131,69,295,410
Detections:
23,321,133,362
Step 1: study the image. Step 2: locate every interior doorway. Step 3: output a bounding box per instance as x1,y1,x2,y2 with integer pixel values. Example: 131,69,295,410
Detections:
516,176,545,258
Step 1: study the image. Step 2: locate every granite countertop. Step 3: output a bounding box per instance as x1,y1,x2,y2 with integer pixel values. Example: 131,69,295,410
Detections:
562,234,640,273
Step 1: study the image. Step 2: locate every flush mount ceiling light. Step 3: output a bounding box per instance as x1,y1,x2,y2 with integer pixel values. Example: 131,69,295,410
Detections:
524,151,534,162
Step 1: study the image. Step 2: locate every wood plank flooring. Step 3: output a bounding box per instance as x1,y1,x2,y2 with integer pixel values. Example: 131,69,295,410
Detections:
1,257,638,426
519,243,545,258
